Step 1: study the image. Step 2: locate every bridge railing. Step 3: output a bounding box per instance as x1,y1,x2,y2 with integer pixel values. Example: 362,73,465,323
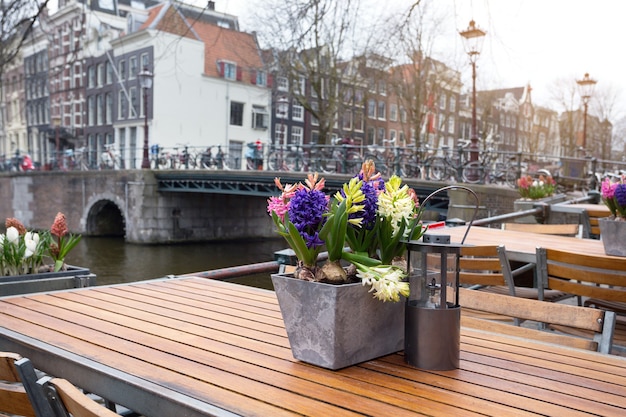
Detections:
9,143,626,192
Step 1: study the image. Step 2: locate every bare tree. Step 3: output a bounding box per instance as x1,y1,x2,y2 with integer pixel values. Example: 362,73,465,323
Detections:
253,0,380,145
0,0,51,79
376,1,462,150
548,75,581,157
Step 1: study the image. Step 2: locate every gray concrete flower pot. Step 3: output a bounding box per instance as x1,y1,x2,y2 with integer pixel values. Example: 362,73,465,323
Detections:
599,217,626,257
271,273,405,370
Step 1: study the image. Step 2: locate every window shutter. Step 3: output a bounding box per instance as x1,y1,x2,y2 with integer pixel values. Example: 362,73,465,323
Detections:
250,70,257,84
236,66,242,81
218,61,224,77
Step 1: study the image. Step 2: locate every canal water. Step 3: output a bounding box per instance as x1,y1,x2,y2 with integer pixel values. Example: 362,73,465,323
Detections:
68,236,287,289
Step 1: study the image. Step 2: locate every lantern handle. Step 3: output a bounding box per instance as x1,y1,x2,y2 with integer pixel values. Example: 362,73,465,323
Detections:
418,185,479,244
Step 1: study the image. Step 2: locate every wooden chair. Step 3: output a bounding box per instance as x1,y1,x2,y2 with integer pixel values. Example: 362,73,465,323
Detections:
580,208,611,239
502,222,582,238
460,245,569,303
37,376,121,417
535,247,626,354
1,353,55,417
460,287,616,353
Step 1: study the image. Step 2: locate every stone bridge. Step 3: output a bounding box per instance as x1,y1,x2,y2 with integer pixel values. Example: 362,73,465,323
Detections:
0,170,519,244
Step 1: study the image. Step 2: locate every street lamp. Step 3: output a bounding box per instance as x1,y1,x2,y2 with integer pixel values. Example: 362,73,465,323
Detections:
576,72,597,151
459,20,486,169
139,68,154,169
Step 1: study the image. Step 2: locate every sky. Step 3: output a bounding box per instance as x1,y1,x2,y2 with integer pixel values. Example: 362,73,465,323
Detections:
210,0,626,116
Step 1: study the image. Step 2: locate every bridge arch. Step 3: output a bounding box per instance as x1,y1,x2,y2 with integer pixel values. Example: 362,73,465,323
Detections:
83,193,126,237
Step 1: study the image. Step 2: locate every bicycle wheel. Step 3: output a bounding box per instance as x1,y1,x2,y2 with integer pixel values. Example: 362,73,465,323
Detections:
344,151,363,174
504,165,518,188
285,153,304,172
393,154,412,177
267,152,279,171
428,157,447,181
461,161,483,184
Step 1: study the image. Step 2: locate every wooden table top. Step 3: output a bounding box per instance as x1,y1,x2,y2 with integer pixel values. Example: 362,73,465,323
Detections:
427,225,614,263
1,278,625,417
565,203,611,213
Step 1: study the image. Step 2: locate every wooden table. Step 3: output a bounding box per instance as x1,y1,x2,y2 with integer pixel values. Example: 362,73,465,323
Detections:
1,278,626,416
427,225,614,263
567,203,611,214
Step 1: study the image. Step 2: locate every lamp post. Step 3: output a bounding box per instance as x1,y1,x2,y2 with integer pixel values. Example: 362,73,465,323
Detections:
139,68,153,169
459,20,486,169
576,72,597,151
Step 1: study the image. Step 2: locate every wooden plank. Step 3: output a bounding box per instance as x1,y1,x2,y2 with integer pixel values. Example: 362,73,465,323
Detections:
459,288,605,331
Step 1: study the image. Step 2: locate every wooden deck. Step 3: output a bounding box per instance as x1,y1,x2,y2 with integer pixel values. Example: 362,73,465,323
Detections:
1,278,625,416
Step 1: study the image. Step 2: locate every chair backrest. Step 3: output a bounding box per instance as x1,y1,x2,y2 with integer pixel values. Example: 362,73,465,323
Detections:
459,245,516,295
0,353,42,417
580,208,611,238
38,376,120,417
459,287,616,353
502,222,582,237
536,247,626,302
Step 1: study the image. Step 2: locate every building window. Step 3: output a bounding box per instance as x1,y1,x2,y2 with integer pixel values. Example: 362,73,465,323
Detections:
377,101,386,120
377,127,385,144
129,56,138,79
88,66,96,88
106,61,113,84
310,101,319,126
367,127,375,145
297,76,306,95
342,110,352,130
390,104,398,121
292,100,304,121
252,105,268,129
88,96,95,126
141,53,149,70
230,101,244,126
255,70,267,86
449,95,456,112
118,60,126,81
367,99,376,118
378,80,386,95
354,111,363,131
291,126,303,145
129,87,138,119
118,90,126,119
97,63,104,86
96,94,103,125
105,93,112,124
275,123,287,145
220,62,236,80
277,76,288,92
447,117,455,134
439,93,446,110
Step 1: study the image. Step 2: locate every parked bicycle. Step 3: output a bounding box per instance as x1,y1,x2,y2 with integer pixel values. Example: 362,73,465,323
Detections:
362,138,409,177
199,145,229,170
100,144,121,170
266,143,304,172
427,140,474,181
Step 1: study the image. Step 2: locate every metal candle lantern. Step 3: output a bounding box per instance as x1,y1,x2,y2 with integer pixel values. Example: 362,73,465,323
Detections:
404,186,479,370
